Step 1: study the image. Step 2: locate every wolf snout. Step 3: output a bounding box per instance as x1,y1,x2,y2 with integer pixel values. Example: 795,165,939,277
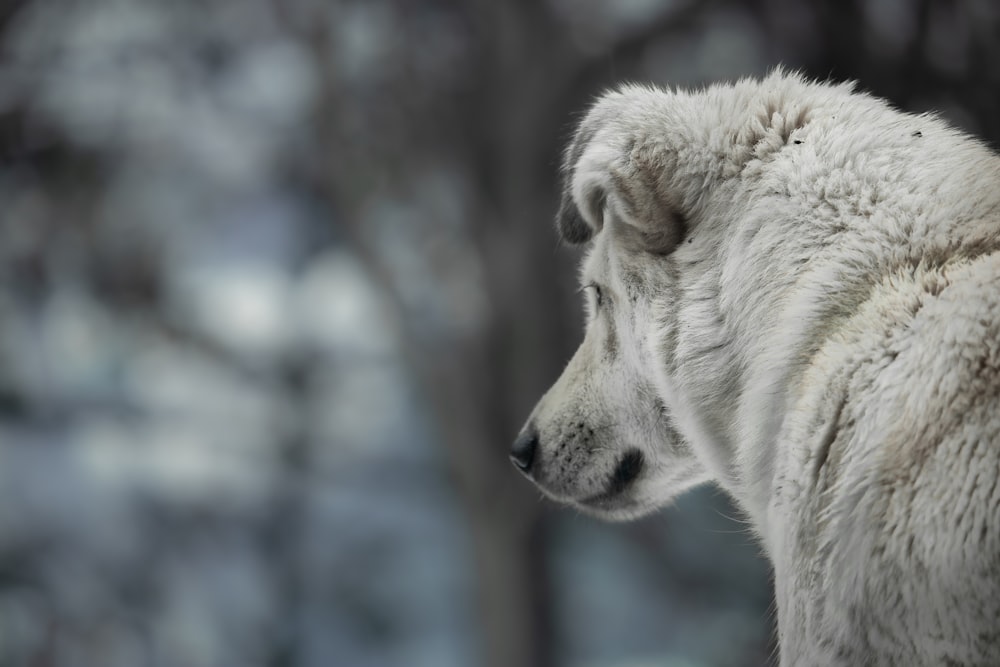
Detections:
510,425,539,474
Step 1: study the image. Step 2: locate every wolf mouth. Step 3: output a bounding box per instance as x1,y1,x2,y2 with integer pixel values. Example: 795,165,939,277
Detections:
582,449,645,506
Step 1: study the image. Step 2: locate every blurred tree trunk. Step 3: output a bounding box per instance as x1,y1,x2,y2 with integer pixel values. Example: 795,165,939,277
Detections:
300,0,575,663
432,3,602,665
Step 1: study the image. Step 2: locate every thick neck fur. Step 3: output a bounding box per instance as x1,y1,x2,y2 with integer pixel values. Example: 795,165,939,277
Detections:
641,71,1000,535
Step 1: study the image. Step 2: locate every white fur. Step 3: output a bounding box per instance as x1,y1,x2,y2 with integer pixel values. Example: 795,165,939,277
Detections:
518,70,1000,664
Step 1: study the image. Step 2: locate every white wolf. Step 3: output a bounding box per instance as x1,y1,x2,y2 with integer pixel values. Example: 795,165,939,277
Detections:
511,70,1000,665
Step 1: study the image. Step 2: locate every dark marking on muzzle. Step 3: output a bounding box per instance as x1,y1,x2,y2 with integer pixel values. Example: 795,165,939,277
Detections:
606,449,644,496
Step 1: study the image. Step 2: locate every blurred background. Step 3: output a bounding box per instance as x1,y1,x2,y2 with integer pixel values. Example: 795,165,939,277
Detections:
0,0,997,665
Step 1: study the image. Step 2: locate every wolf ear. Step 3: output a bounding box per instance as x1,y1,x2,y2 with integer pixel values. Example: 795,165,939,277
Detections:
608,203,687,256
555,122,599,244
554,102,685,255
555,184,594,244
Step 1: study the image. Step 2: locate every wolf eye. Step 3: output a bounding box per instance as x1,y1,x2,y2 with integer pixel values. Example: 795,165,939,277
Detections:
585,283,603,308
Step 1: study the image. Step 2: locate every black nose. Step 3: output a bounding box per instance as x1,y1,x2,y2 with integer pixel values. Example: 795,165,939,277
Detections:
510,427,538,473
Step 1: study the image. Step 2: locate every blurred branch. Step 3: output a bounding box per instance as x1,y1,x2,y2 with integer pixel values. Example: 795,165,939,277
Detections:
571,0,723,83
0,0,30,39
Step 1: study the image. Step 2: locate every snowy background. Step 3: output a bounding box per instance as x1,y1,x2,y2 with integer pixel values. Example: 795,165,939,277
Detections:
0,1,997,666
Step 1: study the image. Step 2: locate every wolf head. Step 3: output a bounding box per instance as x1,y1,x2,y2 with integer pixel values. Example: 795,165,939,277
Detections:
510,88,715,520
511,71,889,522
